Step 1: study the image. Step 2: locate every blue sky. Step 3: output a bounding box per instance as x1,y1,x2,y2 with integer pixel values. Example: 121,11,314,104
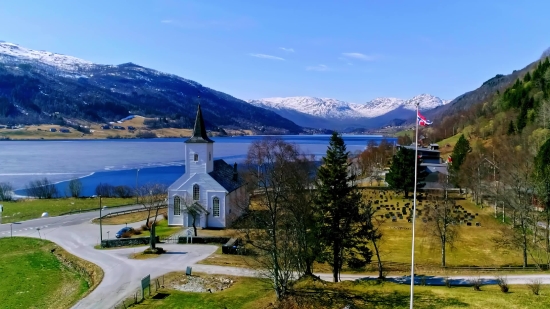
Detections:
1,1,549,103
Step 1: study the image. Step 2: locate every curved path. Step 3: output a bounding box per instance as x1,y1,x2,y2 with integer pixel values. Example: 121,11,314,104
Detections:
4,209,550,309
0,208,217,309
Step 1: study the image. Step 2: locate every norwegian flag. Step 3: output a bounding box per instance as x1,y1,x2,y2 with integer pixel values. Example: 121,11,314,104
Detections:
417,111,433,126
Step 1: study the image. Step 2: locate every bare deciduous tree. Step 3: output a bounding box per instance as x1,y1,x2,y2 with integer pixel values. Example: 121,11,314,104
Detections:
67,178,83,198
238,137,315,300
424,172,460,267
137,183,168,250
0,182,13,201
179,194,204,237
493,145,535,268
25,178,58,199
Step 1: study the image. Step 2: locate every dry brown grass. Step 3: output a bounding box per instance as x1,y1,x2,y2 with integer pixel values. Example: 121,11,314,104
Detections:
92,209,167,225
199,190,534,276
0,116,250,140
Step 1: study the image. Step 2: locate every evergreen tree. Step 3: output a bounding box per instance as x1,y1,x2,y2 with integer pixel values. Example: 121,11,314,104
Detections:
449,134,471,186
386,147,426,198
507,120,516,135
524,71,532,82
316,132,371,282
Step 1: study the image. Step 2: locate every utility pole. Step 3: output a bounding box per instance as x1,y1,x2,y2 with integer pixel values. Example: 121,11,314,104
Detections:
99,195,103,243
136,169,140,204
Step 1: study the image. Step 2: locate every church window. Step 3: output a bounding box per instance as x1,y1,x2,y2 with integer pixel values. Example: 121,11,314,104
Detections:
209,152,212,161
193,184,200,200
173,196,181,215
213,197,220,217
194,153,199,161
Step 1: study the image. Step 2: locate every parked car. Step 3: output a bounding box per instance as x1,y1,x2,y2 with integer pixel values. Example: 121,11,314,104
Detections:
115,227,134,238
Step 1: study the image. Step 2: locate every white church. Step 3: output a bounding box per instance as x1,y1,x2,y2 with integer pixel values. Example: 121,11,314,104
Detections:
167,104,248,229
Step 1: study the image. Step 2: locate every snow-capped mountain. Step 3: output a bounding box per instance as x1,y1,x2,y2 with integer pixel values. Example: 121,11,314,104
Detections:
0,41,93,71
247,94,451,130
0,42,301,133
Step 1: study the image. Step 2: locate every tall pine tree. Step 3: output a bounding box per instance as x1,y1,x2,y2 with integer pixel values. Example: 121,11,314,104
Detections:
316,132,371,282
449,134,471,186
386,147,426,198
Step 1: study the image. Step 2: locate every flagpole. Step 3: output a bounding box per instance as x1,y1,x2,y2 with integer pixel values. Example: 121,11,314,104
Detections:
409,102,420,309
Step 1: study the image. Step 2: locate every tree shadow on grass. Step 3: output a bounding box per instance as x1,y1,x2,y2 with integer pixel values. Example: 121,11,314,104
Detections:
287,282,469,309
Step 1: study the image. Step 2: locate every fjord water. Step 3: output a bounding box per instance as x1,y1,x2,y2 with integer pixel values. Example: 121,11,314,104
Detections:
0,135,395,196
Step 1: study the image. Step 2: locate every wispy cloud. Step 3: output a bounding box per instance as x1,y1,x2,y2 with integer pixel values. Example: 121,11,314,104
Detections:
279,47,294,53
249,53,285,61
306,64,329,71
341,52,376,61
161,20,173,24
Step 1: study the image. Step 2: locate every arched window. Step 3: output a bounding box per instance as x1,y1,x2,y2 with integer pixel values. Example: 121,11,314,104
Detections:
194,153,199,161
193,184,200,200
173,196,181,215
209,152,212,161
213,197,220,217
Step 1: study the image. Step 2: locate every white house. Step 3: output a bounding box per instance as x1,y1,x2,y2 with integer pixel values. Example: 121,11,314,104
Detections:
167,104,247,228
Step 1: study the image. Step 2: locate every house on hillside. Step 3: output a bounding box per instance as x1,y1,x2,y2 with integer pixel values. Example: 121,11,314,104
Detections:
167,104,248,229
397,143,452,189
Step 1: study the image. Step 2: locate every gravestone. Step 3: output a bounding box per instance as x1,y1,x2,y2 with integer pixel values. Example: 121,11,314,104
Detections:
476,222,481,227
467,222,472,226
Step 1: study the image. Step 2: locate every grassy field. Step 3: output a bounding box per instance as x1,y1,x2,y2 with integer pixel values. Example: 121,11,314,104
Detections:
130,273,550,309
136,219,183,238
92,209,168,225
0,237,103,309
131,273,273,309
198,190,533,275
0,197,135,223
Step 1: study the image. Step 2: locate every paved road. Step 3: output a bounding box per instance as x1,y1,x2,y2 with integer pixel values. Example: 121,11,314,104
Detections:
0,204,145,238
0,207,217,309
4,208,550,309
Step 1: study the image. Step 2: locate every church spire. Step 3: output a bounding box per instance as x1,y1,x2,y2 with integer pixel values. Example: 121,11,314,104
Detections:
185,101,214,143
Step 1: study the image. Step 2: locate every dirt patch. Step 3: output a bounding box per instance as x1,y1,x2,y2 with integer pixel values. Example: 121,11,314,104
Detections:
168,275,234,293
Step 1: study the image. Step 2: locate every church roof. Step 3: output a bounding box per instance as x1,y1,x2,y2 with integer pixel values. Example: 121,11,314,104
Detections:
209,159,245,193
185,103,214,143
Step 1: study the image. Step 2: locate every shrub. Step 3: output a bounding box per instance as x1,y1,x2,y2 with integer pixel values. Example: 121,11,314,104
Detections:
496,276,509,293
95,183,115,197
121,231,133,238
114,185,134,198
133,228,142,235
527,279,542,295
0,182,13,201
163,212,168,220
470,277,483,291
25,178,58,199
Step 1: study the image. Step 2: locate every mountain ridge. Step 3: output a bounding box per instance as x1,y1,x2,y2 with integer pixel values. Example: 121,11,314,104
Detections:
0,42,302,134
247,94,451,130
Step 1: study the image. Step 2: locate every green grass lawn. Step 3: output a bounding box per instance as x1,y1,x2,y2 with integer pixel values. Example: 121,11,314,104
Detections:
0,237,103,309
132,276,273,309
0,197,135,223
130,274,550,309
136,219,183,238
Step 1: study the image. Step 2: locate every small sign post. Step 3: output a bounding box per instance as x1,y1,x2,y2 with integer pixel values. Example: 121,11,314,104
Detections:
141,274,150,301
0,204,3,224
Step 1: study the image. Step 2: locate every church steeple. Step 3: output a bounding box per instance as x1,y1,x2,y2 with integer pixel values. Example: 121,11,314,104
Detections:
185,103,214,143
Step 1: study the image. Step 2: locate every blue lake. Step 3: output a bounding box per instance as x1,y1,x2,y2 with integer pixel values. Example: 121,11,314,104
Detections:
0,135,396,196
